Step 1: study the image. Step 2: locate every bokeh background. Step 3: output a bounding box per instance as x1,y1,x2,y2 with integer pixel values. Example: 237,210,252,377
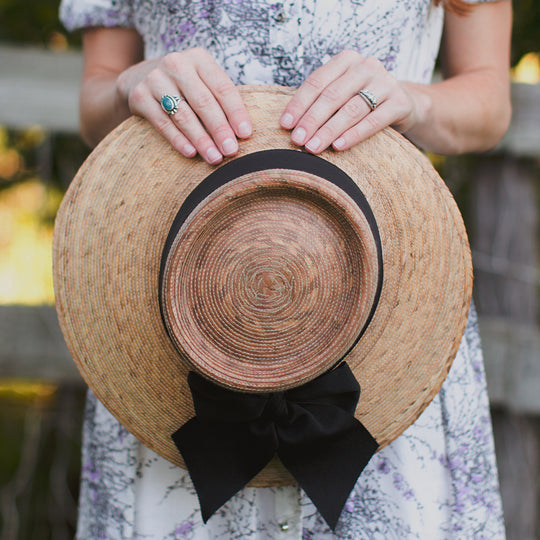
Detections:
0,1,539,538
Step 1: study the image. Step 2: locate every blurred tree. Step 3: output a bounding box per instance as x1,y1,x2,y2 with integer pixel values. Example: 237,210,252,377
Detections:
512,0,540,64
0,0,77,47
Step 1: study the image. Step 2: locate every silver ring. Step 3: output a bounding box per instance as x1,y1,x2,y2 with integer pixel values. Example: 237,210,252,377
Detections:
358,89,378,111
160,94,184,115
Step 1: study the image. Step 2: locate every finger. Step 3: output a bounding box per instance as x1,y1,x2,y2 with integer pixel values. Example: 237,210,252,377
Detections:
128,83,198,158
145,72,224,164
305,86,389,154
162,54,240,157
166,95,225,164
290,71,376,148
197,56,252,139
180,81,240,158
331,101,399,151
279,50,362,132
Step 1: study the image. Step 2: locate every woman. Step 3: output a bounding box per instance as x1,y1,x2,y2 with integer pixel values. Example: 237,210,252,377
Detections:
60,0,511,538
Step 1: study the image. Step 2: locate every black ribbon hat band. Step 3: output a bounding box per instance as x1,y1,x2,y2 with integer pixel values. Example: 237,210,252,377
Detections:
173,363,378,530
160,150,383,530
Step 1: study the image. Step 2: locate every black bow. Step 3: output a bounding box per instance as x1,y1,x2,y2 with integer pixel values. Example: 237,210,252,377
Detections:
171,362,378,530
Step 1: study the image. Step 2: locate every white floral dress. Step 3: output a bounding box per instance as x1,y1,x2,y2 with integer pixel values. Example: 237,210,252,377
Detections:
60,1,506,538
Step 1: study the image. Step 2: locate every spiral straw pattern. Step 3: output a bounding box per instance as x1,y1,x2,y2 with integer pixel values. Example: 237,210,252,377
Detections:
161,171,379,391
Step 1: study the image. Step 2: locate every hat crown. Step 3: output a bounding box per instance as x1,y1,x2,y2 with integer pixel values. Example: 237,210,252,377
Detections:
160,155,381,392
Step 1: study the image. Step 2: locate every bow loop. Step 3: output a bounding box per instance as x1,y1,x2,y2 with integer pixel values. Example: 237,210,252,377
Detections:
172,362,378,530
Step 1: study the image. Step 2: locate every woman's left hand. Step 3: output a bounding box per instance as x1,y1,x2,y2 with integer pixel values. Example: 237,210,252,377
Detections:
280,50,427,154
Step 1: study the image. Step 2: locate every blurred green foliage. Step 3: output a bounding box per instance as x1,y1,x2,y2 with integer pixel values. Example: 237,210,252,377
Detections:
0,387,85,539
0,0,76,47
511,0,540,64
0,0,538,63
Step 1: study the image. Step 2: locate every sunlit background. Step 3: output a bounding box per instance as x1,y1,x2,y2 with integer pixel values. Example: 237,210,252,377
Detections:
0,128,62,305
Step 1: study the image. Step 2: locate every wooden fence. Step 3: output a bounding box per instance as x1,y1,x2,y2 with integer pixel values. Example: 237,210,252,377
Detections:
1,46,539,539
463,81,540,539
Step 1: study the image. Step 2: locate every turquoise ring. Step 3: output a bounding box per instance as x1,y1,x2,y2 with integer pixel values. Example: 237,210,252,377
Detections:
161,94,183,115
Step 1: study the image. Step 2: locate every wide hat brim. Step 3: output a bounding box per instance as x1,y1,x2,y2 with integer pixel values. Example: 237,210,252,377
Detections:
53,85,472,486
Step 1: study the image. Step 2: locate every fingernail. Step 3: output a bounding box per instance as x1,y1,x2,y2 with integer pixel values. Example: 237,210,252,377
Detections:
280,113,294,129
222,138,238,155
238,121,252,138
292,127,306,145
206,147,222,163
305,137,321,153
183,143,196,156
333,137,346,150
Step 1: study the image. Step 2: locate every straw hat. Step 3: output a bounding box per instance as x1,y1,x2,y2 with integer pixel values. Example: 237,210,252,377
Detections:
53,85,472,488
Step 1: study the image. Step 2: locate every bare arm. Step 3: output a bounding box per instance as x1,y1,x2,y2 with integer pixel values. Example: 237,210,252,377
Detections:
79,28,252,164
404,0,512,153
280,1,512,155
80,28,144,146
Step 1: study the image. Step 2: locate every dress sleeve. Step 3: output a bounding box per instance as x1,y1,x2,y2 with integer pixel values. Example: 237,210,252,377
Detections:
59,0,134,32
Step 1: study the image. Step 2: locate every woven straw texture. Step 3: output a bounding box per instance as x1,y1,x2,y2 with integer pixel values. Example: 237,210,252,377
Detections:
161,170,380,391
53,85,472,486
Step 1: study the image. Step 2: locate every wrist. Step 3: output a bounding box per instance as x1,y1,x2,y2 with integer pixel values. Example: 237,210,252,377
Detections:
399,82,442,152
402,82,433,132
115,70,133,119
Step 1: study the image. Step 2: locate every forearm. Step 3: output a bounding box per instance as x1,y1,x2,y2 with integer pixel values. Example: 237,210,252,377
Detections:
406,0,513,155
403,69,511,155
80,71,130,147
79,27,145,148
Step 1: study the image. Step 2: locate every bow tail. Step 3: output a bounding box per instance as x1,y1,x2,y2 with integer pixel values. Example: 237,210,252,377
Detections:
172,418,276,522
278,420,379,530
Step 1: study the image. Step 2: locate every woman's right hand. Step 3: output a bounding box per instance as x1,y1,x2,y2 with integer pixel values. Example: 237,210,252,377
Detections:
115,47,252,164
81,29,252,165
